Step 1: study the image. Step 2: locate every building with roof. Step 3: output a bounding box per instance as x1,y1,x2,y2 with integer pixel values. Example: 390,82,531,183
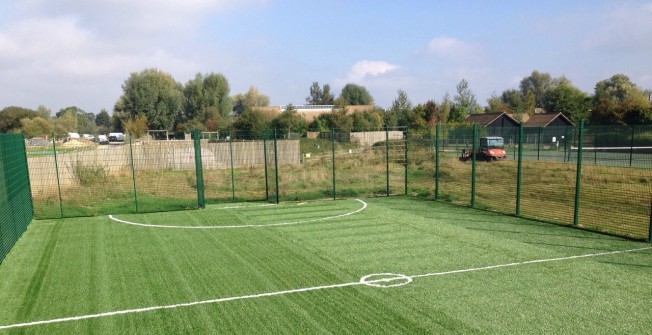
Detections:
522,112,574,147
464,112,520,143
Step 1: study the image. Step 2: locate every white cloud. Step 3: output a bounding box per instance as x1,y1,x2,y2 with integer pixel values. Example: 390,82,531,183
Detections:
581,3,652,53
345,60,399,82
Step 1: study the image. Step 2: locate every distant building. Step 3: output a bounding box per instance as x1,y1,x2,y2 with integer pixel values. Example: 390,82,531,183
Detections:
464,112,520,143
522,112,574,146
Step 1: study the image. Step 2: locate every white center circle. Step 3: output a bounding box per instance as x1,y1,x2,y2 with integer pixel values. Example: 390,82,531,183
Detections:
359,273,413,288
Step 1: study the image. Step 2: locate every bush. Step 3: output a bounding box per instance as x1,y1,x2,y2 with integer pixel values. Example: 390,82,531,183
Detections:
68,160,108,186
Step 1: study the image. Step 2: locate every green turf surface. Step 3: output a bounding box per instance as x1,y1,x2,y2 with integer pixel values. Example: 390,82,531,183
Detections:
1,197,650,334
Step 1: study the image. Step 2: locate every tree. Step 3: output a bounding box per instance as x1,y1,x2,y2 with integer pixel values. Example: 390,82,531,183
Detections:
322,84,335,104
306,82,322,105
590,74,652,125
351,108,384,130
306,82,335,105
519,70,553,108
183,72,232,128
449,79,478,122
20,117,53,138
232,86,270,115
272,104,306,135
114,68,184,131
387,90,413,128
36,105,51,119
543,79,591,124
0,106,39,133
122,114,148,139
486,93,513,114
233,106,272,138
52,110,77,137
329,103,353,132
95,109,111,133
339,83,373,105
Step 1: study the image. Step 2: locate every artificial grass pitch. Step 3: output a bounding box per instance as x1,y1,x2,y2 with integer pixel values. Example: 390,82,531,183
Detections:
0,197,650,334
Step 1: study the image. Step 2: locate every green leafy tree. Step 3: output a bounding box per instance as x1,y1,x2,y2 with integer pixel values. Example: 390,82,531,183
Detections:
520,70,553,108
233,106,272,138
232,86,270,115
273,104,306,135
330,104,353,132
0,106,39,133
36,105,51,119
387,90,413,128
351,107,384,131
590,74,652,125
486,93,514,114
114,68,183,131
322,84,335,105
122,114,149,139
20,117,53,138
306,82,335,105
339,83,373,105
543,78,591,123
183,72,232,129
450,79,478,122
95,109,111,133
306,82,323,105
52,110,78,137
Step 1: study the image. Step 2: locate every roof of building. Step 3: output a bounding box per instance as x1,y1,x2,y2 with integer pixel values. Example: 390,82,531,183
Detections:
524,112,574,127
464,112,520,127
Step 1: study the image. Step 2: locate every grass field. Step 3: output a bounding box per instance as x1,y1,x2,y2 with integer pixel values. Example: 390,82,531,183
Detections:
1,196,651,334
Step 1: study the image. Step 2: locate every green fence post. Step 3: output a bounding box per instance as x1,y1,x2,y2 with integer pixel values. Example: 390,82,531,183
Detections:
192,130,205,208
385,126,390,196
331,128,336,200
573,119,585,226
51,135,64,218
435,124,440,200
263,132,269,201
128,135,138,213
471,123,477,208
648,199,651,243
274,129,279,204
404,128,408,195
516,123,524,216
629,126,635,168
229,130,235,201
537,126,542,161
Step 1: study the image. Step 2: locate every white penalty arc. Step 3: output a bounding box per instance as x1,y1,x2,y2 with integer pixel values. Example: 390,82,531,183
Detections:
108,199,367,229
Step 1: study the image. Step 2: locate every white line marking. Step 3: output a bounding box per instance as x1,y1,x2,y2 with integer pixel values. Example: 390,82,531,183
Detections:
1,246,649,330
218,204,277,210
108,199,367,229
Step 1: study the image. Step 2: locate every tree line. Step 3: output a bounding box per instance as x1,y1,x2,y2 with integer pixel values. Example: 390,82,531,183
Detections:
1,68,651,138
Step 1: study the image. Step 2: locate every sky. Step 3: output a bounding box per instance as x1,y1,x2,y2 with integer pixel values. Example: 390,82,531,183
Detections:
1,0,651,115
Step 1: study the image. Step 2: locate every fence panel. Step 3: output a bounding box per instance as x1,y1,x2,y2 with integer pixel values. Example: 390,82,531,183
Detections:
0,133,33,263
575,125,652,239
436,125,473,205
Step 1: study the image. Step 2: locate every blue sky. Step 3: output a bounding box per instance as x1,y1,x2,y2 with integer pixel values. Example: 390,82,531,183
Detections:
1,0,651,114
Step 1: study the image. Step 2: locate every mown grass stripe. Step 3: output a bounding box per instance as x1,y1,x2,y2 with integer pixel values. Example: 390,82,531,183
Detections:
2,246,649,331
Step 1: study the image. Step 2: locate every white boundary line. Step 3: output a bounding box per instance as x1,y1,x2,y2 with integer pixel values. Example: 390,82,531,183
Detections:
108,199,367,229
1,246,649,330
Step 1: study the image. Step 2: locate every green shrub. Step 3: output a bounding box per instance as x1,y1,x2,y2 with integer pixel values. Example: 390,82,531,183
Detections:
68,160,108,186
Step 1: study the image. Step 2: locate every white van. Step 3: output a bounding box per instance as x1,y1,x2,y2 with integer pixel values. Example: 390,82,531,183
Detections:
108,133,125,142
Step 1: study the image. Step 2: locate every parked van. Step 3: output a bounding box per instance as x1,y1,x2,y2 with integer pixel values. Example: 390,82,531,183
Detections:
108,133,125,142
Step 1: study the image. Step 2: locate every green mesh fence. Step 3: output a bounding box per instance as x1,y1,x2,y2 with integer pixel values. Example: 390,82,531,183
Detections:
407,123,651,241
0,133,33,263
21,124,652,241
29,134,200,219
